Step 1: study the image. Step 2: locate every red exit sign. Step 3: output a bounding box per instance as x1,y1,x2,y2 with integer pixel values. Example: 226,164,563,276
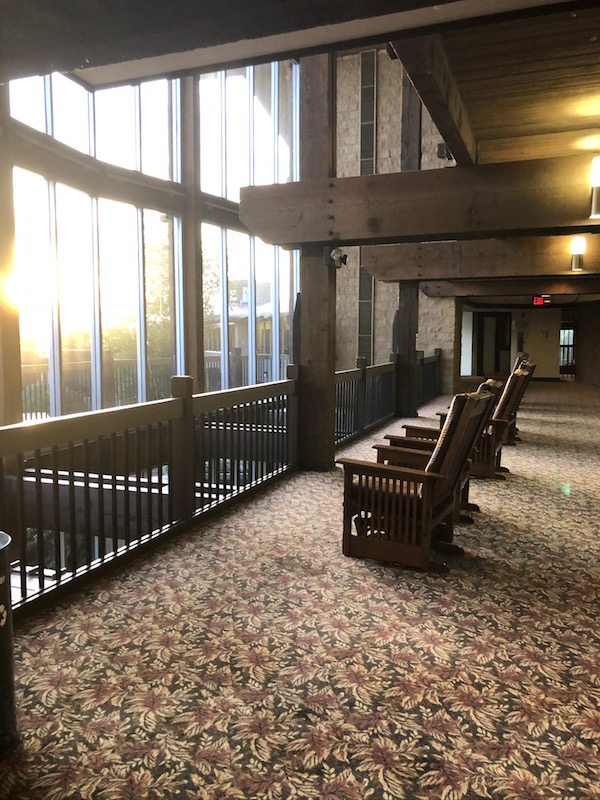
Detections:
532,295,551,306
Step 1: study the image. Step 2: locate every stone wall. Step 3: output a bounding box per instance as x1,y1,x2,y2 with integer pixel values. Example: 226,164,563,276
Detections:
336,54,360,179
418,294,460,394
335,50,403,370
335,51,461,383
376,50,403,175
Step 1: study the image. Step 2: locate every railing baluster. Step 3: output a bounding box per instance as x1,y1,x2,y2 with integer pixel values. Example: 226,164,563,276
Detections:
34,449,44,591
123,429,131,549
82,439,92,566
51,445,61,581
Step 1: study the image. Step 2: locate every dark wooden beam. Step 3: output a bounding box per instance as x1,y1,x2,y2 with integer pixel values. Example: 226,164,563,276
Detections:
0,0,461,81
362,234,600,282
395,282,419,416
297,54,337,471
390,34,477,165
240,154,600,248
420,276,600,297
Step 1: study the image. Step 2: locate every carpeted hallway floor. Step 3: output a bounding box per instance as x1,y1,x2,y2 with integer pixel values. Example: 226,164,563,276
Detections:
1,380,600,799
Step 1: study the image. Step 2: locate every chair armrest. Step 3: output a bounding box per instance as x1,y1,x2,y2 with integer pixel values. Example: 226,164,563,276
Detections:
400,425,440,441
336,457,444,484
373,444,430,468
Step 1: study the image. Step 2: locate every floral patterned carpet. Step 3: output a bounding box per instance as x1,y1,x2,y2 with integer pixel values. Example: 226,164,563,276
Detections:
2,381,600,799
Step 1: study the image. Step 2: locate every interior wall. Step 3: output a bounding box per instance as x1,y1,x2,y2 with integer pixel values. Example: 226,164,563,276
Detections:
576,300,600,386
513,307,561,379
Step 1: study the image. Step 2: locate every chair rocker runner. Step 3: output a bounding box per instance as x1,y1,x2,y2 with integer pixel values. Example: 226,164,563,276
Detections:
337,390,492,573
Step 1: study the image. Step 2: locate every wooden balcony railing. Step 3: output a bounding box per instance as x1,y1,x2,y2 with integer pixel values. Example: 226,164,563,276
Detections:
1,375,297,617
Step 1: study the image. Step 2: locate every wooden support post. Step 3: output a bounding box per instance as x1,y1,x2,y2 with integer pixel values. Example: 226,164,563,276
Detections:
297,53,337,470
396,281,419,417
170,375,195,524
0,88,22,426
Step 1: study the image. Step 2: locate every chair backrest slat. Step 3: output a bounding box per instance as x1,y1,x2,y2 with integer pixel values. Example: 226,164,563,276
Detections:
425,390,494,505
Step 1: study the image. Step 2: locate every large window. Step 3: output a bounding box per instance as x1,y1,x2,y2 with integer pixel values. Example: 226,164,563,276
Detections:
13,168,181,417
199,60,299,390
9,59,298,417
201,223,296,392
9,74,180,181
199,60,298,199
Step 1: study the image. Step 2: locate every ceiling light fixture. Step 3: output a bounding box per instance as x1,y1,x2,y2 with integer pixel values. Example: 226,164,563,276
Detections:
590,156,600,219
570,235,586,271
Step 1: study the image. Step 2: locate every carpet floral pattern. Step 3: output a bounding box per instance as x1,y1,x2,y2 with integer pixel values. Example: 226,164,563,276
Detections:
2,382,600,799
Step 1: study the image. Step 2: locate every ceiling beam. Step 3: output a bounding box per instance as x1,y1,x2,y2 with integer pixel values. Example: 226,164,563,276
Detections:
361,234,600,281
389,34,477,165
239,153,599,248
420,276,600,296
1,0,567,84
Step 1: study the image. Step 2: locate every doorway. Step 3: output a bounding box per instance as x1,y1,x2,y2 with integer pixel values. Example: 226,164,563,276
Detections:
474,311,512,375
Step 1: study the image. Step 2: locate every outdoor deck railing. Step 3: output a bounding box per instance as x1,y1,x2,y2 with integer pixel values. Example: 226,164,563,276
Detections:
1,375,297,616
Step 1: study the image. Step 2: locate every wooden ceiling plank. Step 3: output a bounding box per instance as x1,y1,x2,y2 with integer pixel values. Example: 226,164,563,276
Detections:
477,128,600,164
361,235,600,282
239,154,600,248
390,35,477,165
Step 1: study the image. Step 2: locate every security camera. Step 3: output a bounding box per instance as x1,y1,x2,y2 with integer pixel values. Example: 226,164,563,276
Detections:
323,246,347,268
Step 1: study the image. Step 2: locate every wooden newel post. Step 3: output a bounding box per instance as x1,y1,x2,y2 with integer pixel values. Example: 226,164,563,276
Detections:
356,357,367,434
286,363,299,468
170,375,195,525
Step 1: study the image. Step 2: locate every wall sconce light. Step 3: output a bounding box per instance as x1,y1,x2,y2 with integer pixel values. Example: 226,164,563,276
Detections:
591,156,600,219
570,235,586,271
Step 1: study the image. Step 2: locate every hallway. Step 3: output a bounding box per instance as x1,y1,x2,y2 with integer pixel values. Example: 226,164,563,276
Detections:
2,381,600,799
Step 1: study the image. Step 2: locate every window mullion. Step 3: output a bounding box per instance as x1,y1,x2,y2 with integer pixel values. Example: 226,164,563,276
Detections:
90,197,102,410
47,180,62,416
220,227,229,388
137,208,147,403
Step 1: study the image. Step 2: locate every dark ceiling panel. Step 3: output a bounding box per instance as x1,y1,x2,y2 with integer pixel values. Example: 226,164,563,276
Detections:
0,0,459,80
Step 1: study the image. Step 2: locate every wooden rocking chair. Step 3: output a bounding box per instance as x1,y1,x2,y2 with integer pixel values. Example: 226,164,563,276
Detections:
395,370,532,479
337,390,491,572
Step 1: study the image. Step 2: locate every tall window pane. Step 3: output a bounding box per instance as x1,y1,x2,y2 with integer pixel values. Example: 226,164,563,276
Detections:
227,230,250,387
144,210,176,399
253,64,274,186
278,61,295,183
141,80,171,180
95,86,137,170
255,238,274,383
98,199,139,406
13,168,53,418
226,69,250,202
55,184,95,413
202,223,224,391
199,73,223,196
9,77,47,133
52,73,91,155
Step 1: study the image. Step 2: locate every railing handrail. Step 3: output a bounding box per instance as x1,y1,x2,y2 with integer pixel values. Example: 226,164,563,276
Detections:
365,362,395,377
1,379,298,457
192,379,296,414
0,397,183,456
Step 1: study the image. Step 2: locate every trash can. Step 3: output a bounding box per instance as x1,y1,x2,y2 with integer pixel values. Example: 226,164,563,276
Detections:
0,532,18,758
